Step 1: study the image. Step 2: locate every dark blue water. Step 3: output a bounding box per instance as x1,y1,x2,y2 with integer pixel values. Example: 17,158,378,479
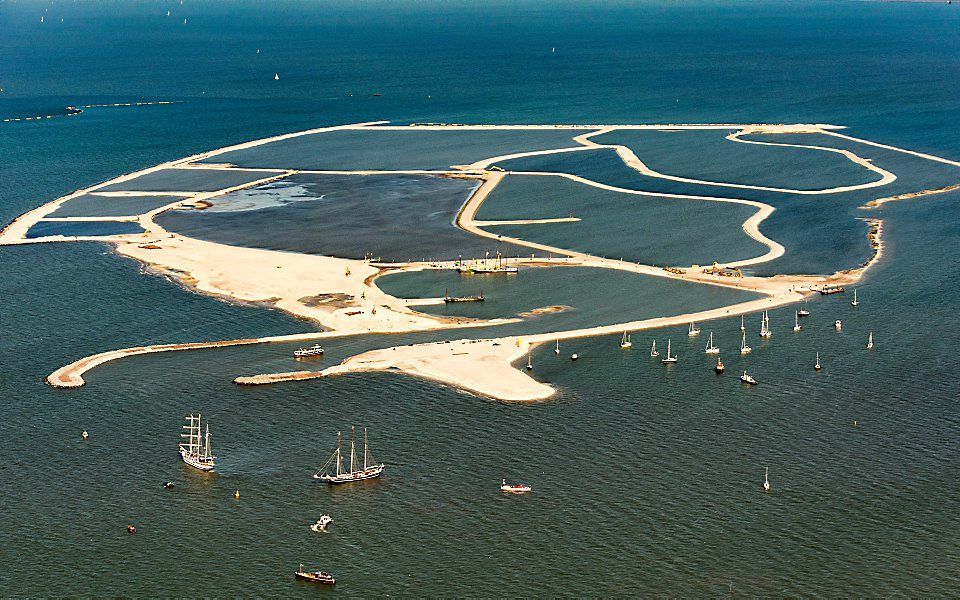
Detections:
50,194,188,217
25,220,145,238
3,0,960,594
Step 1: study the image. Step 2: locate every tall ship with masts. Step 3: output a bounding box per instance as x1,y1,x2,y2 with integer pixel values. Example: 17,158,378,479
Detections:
179,413,215,471
314,427,384,484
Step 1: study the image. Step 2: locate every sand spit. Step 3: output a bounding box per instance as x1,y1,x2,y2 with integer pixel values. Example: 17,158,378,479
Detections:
863,183,960,209
2,120,928,399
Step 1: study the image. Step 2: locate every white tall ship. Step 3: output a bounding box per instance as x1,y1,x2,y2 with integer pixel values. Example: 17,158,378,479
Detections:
179,413,215,471
314,427,384,484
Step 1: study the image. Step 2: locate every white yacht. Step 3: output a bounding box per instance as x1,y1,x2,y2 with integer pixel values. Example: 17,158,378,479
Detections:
835,320,842,330
759,310,772,338
500,479,532,493
740,371,758,385
688,322,701,336
294,343,324,358
763,467,771,492
179,414,215,472
867,331,874,349
310,515,333,532
650,340,659,357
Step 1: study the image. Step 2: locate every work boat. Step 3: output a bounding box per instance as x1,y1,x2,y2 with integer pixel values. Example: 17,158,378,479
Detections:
314,427,384,484
650,340,659,357
704,332,719,354
295,565,336,585
179,414,215,472
740,330,752,355
501,479,532,493
620,331,632,349
793,311,802,332
714,357,725,374
740,371,758,385
661,339,678,364
294,344,324,358
688,322,701,336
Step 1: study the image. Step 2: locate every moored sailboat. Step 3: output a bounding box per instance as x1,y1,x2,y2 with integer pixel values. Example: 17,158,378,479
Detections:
314,427,384,484
793,311,802,332
851,288,859,307
740,330,752,354
661,339,677,364
815,352,822,370
797,302,810,317
650,340,659,357
867,331,873,349
704,332,719,354
759,310,772,338
688,322,701,336
179,414,215,471
620,331,632,349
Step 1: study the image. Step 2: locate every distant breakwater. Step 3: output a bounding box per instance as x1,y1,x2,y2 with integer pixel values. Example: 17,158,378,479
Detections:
1,100,181,123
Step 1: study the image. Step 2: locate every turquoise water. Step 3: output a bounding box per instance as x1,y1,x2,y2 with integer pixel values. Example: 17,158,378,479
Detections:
3,0,960,594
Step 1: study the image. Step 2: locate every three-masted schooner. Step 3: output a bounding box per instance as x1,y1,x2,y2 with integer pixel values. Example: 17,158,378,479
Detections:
314,427,384,484
179,413,215,471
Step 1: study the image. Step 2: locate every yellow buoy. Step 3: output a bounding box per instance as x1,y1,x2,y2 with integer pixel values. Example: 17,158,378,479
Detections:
234,490,240,499
853,420,858,428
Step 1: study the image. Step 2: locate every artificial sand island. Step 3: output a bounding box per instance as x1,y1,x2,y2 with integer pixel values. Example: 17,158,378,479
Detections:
3,120,951,400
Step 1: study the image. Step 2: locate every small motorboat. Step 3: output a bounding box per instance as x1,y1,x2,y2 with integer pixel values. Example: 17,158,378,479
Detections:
81,430,89,440
834,320,842,331
310,515,333,532
570,353,579,361
127,525,137,534
714,357,725,374
294,344,324,358
295,565,336,585
162,481,175,489
500,479,532,493
740,371,758,385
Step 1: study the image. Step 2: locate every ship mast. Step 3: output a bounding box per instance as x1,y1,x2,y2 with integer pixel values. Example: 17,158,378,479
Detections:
363,428,368,470
204,423,211,460
335,431,342,476
349,426,357,474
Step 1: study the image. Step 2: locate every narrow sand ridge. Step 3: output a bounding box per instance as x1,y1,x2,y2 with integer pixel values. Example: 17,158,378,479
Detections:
0,121,921,399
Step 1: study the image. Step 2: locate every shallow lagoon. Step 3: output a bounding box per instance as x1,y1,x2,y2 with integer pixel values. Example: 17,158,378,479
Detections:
49,194,187,218
100,168,272,193
594,129,882,190
199,128,587,171
26,220,145,238
156,173,527,261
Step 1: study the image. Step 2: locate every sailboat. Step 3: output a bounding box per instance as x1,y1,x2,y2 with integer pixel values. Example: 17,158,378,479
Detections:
835,320,842,330
740,330,752,354
688,322,701,336
526,350,533,370
815,352,822,370
797,302,810,317
704,332,719,354
620,331,632,349
763,467,771,492
759,310,772,338
740,315,745,332
554,340,560,355
661,339,677,364
867,331,874,349
650,340,659,357
274,73,280,80
179,414,215,471
851,289,859,307
314,427,384,484
793,311,802,332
